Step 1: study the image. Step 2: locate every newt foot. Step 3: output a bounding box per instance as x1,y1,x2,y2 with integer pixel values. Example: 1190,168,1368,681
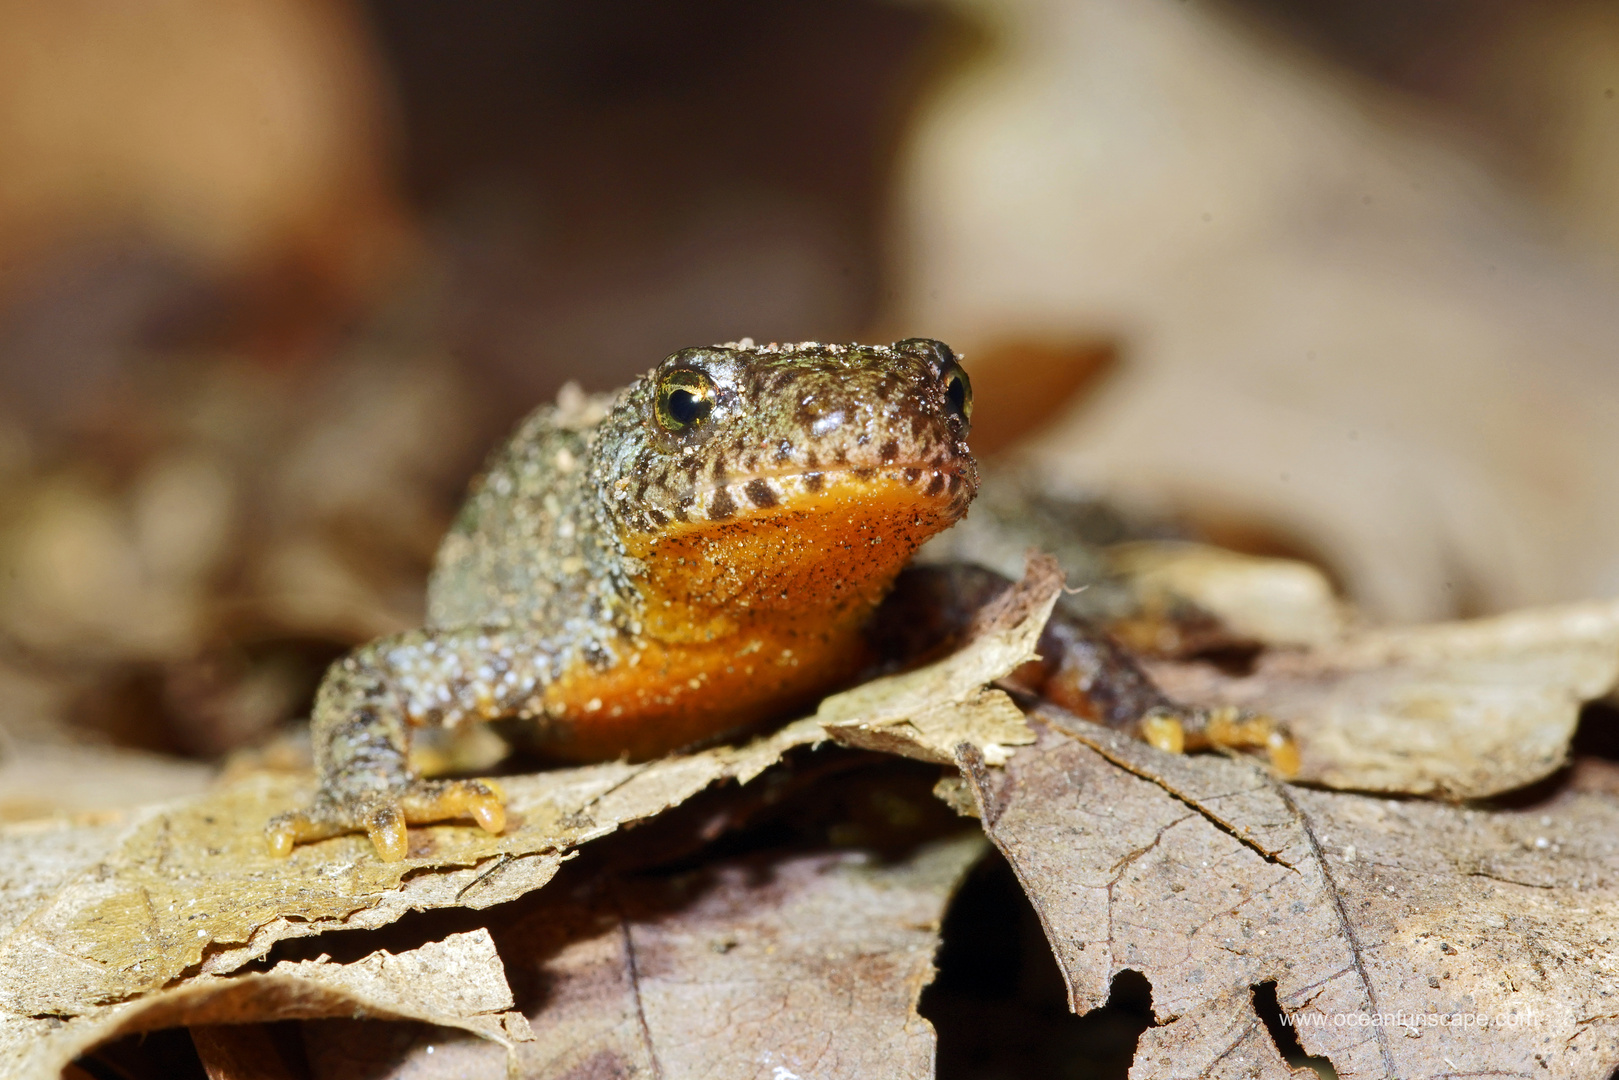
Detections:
266,778,507,861
1139,705,1300,777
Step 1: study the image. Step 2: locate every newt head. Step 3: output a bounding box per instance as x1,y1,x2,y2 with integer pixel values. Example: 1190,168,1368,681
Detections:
590,338,979,645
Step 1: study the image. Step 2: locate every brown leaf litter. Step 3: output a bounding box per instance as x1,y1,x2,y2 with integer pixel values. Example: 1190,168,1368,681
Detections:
10,553,1619,1077
295,832,988,1080
14,929,529,1080
1151,597,1619,798
960,712,1619,1080
0,559,1061,1078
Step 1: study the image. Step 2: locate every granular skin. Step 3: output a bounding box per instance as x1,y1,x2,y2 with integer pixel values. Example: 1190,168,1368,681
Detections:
268,338,978,860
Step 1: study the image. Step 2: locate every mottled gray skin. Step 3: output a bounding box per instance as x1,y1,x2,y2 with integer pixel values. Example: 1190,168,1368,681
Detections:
268,339,976,856
430,339,973,647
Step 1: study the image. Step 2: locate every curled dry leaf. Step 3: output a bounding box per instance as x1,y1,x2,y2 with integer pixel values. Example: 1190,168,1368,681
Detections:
0,731,821,1040
300,833,988,1080
818,552,1062,765
962,712,1619,1080
0,560,1060,1077
1150,598,1619,798
6,929,529,1080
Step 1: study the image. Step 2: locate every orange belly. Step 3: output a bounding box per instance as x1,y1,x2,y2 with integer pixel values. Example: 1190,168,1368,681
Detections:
535,626,864,760
534,470,960,760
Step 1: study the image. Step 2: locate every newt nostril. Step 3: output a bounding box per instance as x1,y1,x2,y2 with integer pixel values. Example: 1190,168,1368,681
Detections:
892,336,958,375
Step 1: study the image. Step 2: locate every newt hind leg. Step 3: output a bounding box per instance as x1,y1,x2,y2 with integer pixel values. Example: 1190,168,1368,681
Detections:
1035,605,1299,775
875,563,1299,774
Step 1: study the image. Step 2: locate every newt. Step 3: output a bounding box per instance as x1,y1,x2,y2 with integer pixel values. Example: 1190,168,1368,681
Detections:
268,338,1289,860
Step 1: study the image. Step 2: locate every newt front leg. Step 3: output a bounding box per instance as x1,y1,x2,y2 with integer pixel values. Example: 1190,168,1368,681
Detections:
265,628,553,860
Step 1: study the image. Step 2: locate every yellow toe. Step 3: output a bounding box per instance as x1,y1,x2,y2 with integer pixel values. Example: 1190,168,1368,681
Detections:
367,807,409,861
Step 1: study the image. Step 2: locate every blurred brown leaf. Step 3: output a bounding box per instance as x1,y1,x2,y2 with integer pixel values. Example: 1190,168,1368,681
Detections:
0,0,411,340
0,740,212,823
895,0,1619,624
958,338,1117,456
0,347,484,763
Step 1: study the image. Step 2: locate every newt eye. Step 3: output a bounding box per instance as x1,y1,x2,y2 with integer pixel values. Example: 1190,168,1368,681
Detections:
942,363,972,423
656,368,716,432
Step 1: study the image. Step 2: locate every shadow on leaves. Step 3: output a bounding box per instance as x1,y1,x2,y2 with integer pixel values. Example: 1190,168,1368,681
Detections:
922,848,1155,1079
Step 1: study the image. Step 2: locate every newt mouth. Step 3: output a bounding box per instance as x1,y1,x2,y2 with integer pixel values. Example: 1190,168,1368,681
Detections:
624,457,978,623
670,460,976,526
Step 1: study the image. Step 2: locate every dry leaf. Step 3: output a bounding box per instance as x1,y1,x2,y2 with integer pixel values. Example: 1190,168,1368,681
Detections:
0,721,818,1025
300,832,988,1079
5,929,529,1080
1150,598,1619,798
960,712,1619,1079
0,560,1059,1076
818,553,1061,765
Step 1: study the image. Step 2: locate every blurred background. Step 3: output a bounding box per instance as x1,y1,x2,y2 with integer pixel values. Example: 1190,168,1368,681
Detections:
4,0,1619,805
